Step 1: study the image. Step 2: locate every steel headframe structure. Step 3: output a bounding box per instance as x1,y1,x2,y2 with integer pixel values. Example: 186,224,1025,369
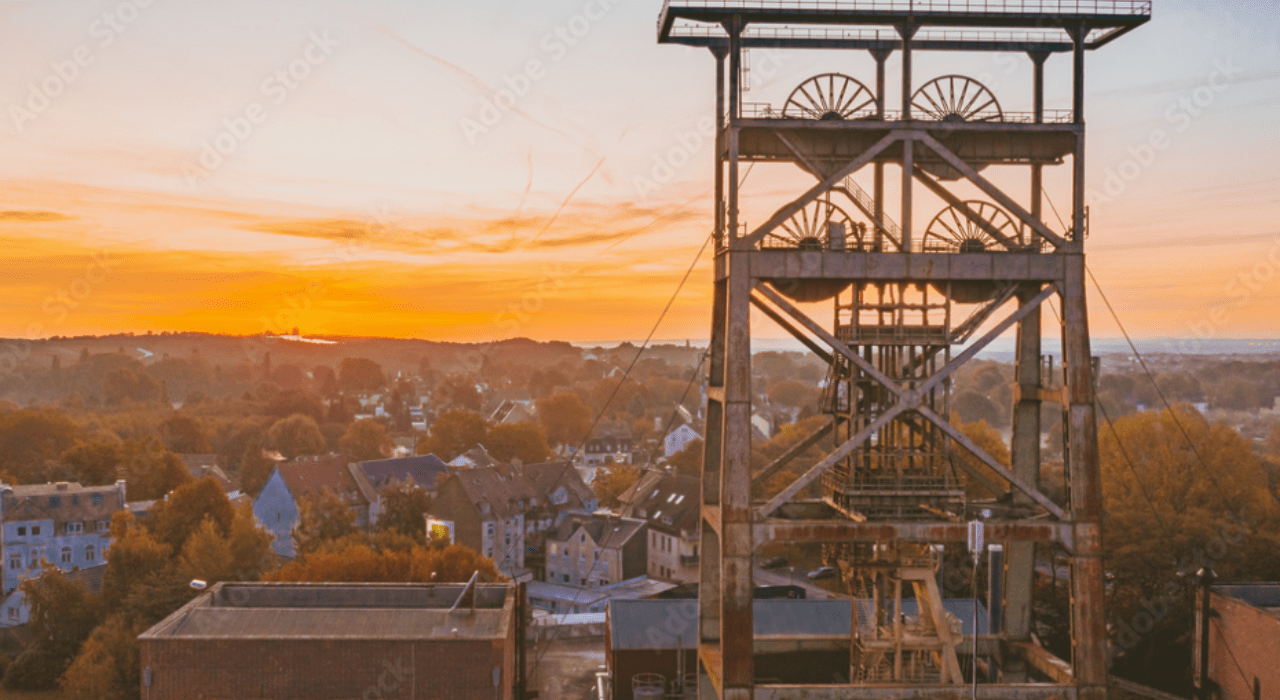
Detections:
657,1,1150,698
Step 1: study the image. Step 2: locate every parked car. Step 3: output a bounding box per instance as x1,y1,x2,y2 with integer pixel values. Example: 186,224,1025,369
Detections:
755,585,805,599
761,556,788,569
807,566,836,580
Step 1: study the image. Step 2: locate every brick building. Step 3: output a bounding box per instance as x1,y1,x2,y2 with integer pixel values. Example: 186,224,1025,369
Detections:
1196,583,1280,699
139,581,522,700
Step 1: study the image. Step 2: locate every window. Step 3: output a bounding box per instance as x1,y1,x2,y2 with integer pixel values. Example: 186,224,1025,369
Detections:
65,522,83,534
580,578,586,586
91,494,103,506
6,607,15,620
16,527,24,537
593,550,599,561
28,550,38,568
599,579,608,587
97,521,109,532
549,544,557,556
8,554,19,570
486,523,495,538
563,574,570,583
49,496,60,508
579,533,585,543
71,495,79,506
85,545,95,562
30,526,39,536
60,547,71,564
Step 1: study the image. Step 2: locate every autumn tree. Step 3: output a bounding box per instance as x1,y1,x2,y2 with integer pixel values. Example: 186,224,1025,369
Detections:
293,489,360,556
487,422,551,464
2,568,103,691
227,502,277,578
102,525,172,609
60,615,141,700
593,464,641,508
1100,407,1280,691
338,357,386,393
417,409,488,462
60,439,121,485
668,438,703,476
268,542,499,583
339,418,394,461
157,412,211,453
377,480,433,542
151,477,235,553
949,419,1012,501
178,518,235,584
267,413,326,460
0,408,80,483
119,436,191,501
537,391,592,446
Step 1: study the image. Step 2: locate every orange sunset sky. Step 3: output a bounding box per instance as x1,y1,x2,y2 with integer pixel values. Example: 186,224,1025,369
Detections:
0,0,1277,345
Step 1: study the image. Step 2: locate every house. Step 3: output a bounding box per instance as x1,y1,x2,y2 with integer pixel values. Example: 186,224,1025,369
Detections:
544,514,646,589
519,461,598,522
178,454,237,495
358,454,449,494
618,473,699,583
139,581,522,700
0,480,126,594
251,456,379,559
1195,583,1280,699
427,465,539,578
449,444,498,469
489,399,537,425
0,563,106,628
663,424,701,458
583,423,634,467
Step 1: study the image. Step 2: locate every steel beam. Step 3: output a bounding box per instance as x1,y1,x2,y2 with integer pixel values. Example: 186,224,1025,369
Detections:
753,520,1071,547
751,421,834,490
737,250,1069,283
754,685,1079,700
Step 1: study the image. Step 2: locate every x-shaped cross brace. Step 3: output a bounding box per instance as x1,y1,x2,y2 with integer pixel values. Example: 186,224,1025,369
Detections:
752,281,1065,520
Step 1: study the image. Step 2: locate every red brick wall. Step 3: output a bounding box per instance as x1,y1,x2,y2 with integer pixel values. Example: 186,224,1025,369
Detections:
140,637,514,700
1204,593,1280,699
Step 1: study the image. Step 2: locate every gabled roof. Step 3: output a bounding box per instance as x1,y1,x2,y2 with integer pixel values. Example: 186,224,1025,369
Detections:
547,513,645,550
588,421,632,442
358,454,448,490
449,445,497,469
619,472,699,535
445,465,539,520
275,456,371,507
179,454,236,493
520,461,595,507
617,469,665,508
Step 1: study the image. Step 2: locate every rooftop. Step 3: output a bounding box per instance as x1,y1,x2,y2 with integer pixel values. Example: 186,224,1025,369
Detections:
141,581,514,641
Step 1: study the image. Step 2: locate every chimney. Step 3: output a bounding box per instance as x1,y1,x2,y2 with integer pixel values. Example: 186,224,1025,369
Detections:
115,479,128,507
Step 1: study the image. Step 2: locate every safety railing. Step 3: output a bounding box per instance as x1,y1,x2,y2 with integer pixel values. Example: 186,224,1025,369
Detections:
670,22,1092,45
663,0,1151,17
741,102,1073,123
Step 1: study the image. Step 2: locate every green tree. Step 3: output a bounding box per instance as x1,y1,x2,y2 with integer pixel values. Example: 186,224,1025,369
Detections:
487,422,551,464
417,410,488,462
2,568,103,691
339,418,394,461
267,413,326,460
536,391,592,446
377,480,433,542
151,477,235,553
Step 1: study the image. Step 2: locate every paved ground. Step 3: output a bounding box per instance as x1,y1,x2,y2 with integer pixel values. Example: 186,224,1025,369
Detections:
530,636,607,700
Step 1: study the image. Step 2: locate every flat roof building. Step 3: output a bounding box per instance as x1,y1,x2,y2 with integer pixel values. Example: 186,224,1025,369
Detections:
139,581,523,700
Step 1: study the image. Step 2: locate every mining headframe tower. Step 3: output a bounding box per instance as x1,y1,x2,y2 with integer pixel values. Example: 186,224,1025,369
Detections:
657,0,1151,698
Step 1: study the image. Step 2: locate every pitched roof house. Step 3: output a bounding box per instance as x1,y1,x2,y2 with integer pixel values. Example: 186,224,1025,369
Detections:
619,473,700,583
449,445,498,469
358,454,449,493
544,513,646,589
428,465,539,578
178,454,237,494
252,456,379,559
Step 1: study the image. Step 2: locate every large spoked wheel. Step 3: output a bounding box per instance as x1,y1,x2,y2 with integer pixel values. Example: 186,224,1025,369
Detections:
922,201,1023,253
911,75,1003,123
765,199,857,251
782,73,877,121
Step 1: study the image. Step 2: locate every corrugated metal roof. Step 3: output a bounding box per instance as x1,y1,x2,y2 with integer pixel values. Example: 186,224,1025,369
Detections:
608,599,852,650
608,598,990,650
